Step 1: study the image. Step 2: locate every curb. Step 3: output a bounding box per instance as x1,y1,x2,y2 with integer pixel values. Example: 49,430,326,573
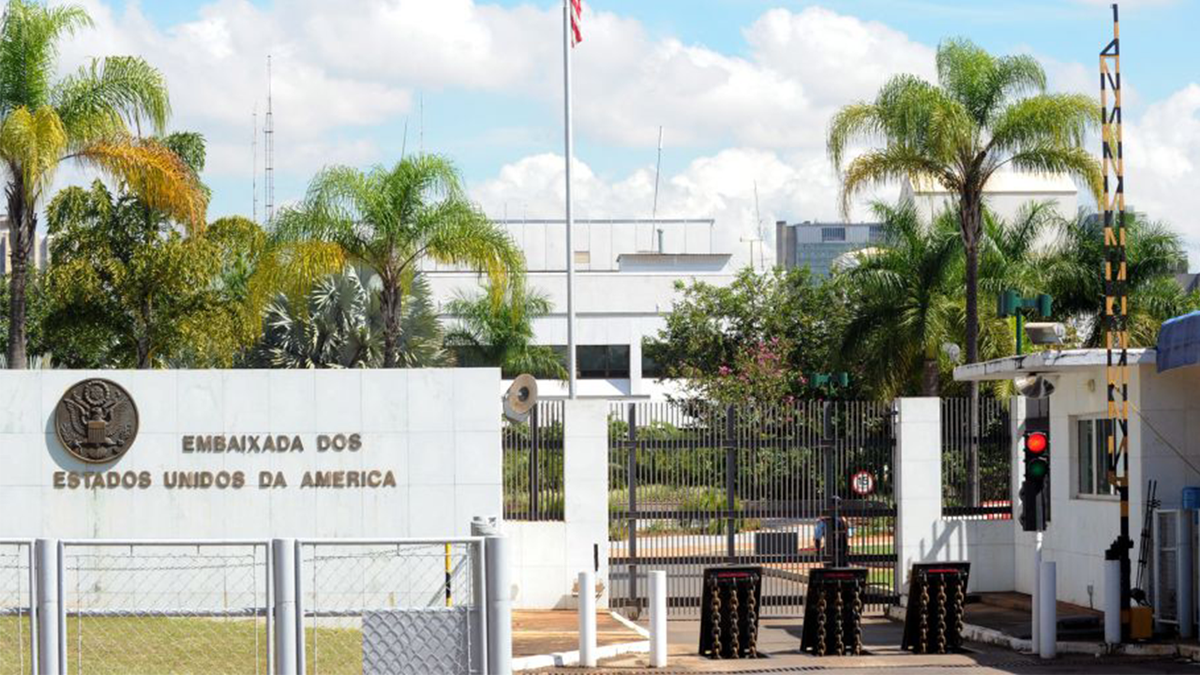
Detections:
885,605,1192,659
512,611,651,671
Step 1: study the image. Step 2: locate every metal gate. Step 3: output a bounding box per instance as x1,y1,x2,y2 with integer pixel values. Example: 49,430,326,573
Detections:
609,400,896,618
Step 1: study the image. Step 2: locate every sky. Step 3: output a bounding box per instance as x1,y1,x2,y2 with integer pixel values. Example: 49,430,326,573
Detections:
53,0,1200,266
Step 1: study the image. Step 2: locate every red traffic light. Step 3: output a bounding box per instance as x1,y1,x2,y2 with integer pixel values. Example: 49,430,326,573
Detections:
1026,431,1047,454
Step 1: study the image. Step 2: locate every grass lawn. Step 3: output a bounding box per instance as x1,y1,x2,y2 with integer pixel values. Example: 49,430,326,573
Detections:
0,616,371,675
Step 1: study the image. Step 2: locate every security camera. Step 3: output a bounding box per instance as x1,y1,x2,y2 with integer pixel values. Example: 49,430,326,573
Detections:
1014,374,1056,399
1024,322,1066,346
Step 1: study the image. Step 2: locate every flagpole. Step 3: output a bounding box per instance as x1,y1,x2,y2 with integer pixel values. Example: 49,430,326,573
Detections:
562,0,578,399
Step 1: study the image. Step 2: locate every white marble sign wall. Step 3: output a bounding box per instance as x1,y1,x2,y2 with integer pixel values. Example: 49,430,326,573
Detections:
0,369,502,539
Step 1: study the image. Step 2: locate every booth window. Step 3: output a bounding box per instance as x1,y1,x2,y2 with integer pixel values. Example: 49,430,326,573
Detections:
1075,417,1116,497
577,345,630,379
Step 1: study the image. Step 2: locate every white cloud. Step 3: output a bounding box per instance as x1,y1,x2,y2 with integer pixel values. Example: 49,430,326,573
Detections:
1123,84,1200,261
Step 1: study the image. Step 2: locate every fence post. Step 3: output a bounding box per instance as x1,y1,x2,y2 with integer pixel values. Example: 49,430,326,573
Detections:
725,406,737,564
474,518,509,675
34,539,60,675
627,403,638,615
272,538,298,675
529,403,541,519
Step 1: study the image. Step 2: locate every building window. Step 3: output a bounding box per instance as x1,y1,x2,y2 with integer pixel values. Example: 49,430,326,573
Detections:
821,227,846,242
577,345,630,379
868,225,885,242
641,352,663,379
1076,417,1116,497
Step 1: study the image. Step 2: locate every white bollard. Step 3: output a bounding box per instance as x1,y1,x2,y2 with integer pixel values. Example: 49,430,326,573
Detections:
579,570,597,667
272,539,298,675
1039,561,1057,660
1031,538,1041,654
649,571,667,668
1104,559,1121,645
35,539,60,675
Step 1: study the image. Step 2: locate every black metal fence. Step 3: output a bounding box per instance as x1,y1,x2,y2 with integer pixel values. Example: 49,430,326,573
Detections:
608,400,897,618
502,400,565,521
941,397,1013,519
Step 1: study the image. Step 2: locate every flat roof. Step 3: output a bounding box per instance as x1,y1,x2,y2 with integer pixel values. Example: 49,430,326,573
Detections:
953,348,1156,382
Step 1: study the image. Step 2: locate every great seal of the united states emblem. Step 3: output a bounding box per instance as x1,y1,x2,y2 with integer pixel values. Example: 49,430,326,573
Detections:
55,378,139,463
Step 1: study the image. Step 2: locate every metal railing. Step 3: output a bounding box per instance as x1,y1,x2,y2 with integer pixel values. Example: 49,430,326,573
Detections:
503,400,565,521
59,539,272,675
298,538,487,675
0,540,34,675
942,397,1013,519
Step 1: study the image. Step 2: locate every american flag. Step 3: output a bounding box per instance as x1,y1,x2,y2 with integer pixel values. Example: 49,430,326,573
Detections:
570,0,583,46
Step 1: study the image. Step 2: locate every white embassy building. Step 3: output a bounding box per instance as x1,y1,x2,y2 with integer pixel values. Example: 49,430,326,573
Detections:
421,218,735,399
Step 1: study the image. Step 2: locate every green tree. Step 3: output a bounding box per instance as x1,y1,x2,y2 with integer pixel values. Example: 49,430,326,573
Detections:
0,0,204,368
839,202,962,398
1047,210,1198,346
252,267,446,369
272,155,523,367
645,267,851,403
40,133,243,368
828,39,1101,375
444,281,567,379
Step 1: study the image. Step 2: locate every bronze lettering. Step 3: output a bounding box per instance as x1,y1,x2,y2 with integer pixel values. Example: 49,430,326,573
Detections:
183,436,195,453
291,435,304,452
333,471,345,488
347,471,360,488
383,470,396,487
197,436,212,452
68,472,80,489
246,436,261,452
367,470,381,488
349,433,362,451
138,471,151,488
301,471,313,488
318,435,330,451
53,471,66,488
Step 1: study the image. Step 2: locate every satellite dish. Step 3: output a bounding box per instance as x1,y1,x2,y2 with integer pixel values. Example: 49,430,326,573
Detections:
503,374,538,422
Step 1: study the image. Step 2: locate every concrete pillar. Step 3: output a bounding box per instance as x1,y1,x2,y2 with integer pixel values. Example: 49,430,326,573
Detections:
894,398,943,598
563,399,610,608
35,539,60,675
628,335,643,397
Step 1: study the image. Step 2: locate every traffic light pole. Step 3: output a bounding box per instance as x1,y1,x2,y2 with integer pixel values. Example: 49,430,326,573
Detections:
1032,531,1043,653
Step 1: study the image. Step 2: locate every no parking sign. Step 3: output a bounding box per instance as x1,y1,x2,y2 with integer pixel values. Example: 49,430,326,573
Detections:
850,470,875,496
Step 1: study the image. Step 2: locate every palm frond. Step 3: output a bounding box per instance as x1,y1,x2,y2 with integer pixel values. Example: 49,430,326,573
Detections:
69,135,207,228
53,55,170,143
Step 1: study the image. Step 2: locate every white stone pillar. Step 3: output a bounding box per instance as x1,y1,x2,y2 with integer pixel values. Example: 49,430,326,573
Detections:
894,397,943,599
564,399,610,608
628,336,644,397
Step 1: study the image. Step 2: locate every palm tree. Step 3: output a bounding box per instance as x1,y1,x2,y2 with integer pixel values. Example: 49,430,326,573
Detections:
1047,210,1197,346
0,0,204,368
828,39,1101,373
445,281,568,379
273,155,523,367
253,268,446,369
838,202,961,397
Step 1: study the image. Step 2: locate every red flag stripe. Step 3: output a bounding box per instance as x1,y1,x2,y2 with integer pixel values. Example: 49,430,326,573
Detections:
570,0,583,46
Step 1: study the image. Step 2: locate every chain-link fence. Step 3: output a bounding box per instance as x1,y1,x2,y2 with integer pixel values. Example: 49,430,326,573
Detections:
0,541,33,675
299,540,485,675
60,541,271,675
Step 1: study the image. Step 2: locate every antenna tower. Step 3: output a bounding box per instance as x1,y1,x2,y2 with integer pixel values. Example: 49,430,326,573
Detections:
252,105,258,223
265,54,275,224
1100,2,1133,639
